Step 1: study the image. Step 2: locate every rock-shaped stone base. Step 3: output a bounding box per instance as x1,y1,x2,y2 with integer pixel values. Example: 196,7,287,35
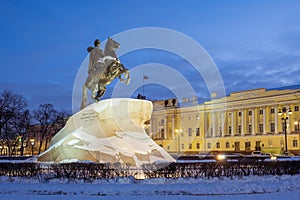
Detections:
38,98,175,166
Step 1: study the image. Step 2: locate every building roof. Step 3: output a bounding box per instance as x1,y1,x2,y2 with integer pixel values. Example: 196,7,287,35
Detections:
267,84,300,91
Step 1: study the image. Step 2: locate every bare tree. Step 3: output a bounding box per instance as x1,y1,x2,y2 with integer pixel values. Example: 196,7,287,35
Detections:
11,110,31,155
51,109,69,134
0,90,28,155
33,103,57,154
32,104,70,154
44,109,70,151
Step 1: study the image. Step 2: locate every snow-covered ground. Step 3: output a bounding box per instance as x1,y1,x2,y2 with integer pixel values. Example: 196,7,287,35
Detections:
0,174,299,200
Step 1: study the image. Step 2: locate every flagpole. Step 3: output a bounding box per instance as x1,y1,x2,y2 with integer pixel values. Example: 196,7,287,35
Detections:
142,75,149,98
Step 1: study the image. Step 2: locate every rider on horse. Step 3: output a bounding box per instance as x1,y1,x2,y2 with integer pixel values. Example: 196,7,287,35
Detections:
88,39,105,75
80,37,130,109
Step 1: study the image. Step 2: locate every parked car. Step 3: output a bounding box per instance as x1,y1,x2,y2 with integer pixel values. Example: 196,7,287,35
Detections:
215,153,244,162
251,151,263,155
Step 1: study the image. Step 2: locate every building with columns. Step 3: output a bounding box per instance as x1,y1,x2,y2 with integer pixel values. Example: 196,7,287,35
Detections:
150,86,300,155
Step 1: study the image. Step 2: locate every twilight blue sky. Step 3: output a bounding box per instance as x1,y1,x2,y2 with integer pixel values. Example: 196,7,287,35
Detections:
1,0,300,111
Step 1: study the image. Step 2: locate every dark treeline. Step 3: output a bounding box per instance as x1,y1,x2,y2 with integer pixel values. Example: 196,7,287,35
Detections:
0,160,299,182
0,89,70,156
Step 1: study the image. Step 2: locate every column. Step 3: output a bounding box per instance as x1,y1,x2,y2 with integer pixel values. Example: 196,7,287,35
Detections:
172,114,175,139
230,110,234,136
221,111,225,137
241,109,245,136
204,112,208,137
164,116,167,139
275,106,278,133
212,112,216,137
288,105,292,133
252,108,256,135
231,110,235,136
150,118,155,138
263,107,267,134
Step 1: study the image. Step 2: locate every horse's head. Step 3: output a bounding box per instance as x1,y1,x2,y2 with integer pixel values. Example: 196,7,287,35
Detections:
106,37,120,50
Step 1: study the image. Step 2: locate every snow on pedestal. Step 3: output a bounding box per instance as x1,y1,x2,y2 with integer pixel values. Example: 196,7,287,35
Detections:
38,98,175,166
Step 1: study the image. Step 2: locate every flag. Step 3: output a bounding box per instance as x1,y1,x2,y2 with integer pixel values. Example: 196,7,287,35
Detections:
143,75,149,80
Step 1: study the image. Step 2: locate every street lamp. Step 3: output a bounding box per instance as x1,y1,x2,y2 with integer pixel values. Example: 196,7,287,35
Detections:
278,107,292,155
30,139,35,156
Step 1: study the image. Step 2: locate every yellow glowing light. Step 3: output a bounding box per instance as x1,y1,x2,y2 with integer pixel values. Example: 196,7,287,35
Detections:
217,154,226,160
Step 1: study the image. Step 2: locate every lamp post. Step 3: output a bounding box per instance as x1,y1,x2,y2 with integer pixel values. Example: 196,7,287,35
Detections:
278,107,292,155
30,139,35,156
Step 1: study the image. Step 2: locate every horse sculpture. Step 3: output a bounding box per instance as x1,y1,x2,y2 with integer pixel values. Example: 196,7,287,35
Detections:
80,38,130,109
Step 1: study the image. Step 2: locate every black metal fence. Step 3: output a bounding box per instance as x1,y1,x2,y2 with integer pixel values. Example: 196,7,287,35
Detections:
0,160,299,182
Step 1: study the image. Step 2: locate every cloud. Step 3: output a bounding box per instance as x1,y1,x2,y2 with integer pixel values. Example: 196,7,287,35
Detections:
212,26,300,94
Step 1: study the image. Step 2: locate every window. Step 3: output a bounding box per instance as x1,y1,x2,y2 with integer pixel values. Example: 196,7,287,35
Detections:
248,110,252,116
225,142,230,148
245,141,251,151
255,141,261,151
293,140,298,147
235,142,240,151
219,127,222,136
248,124,252,134
238,112,242,117
216,142,220,149
295,124,300,132
210,127,213,136
189,143,192,149
268,139,272,146
238,125,241,134
188,128,192,137
167,146,170,150
259,109,263,115
270,108,275,114
207,143,211,149
160,128,165,139
295,106,299,112
270,123,275,132
196,128,200,136
181,144,185,149
228,126,232,135
196,143,200,149
259,124,263,133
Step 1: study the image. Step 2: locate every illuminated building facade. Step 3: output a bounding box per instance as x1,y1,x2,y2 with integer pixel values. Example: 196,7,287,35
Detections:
151,86,300,155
